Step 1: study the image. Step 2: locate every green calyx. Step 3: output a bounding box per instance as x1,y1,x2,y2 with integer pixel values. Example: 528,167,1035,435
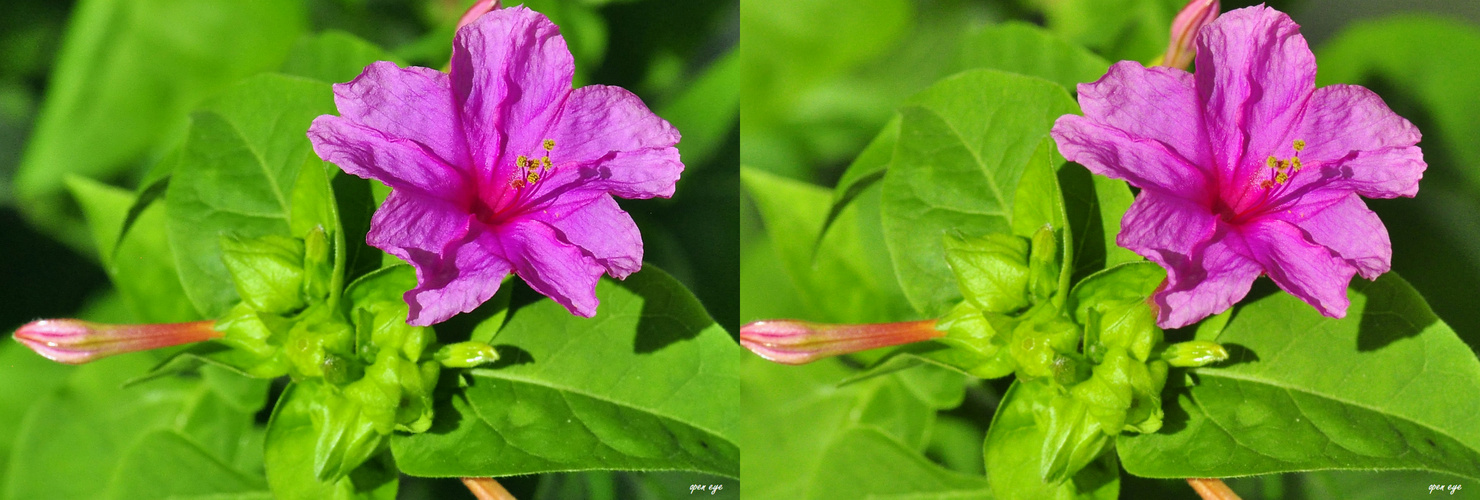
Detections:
936,244,1179,486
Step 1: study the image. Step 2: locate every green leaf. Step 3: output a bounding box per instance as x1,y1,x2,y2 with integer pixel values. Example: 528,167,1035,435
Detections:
1317,15,1480,186
0,342,73,495
741,355,973,500
742,167,913,323
1058,166,1139,284
3,354,262,500
959,21,1111,94
984,381,1121,500
660,49,739,168
101,430,266,500
881,69,1079,316
15,0,306,240
822,115,900,239
391,267,741,478
165,73,336,318
1028,0,1180,64
1117,273,1480,480
263,383,399,500
280,31,399,84
65,176,199,323
813,428,993,499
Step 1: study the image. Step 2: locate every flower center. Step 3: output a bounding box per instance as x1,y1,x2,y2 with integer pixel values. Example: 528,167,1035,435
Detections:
1226,139,1309,224
508,139,556,190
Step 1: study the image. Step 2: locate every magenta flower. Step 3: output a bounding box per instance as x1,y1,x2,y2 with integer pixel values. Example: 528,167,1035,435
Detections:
309,7,682,325
1052,6,1424,328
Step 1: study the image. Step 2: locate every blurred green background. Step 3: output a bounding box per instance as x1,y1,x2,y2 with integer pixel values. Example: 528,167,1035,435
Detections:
0,0,736,498
740,0,1480,498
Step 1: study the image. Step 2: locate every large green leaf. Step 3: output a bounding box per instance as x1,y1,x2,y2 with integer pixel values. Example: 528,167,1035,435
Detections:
1028,0,1181,64
959,22,1110,94
2,354,264,500
881,69,1079,316
280,31,399,85
0,343,72,495
1058,167,1139,284
984,382,1120,500
66,176,199,323
101,430,266,500
15,0,306,241
742,167,913,323
1118,273,1480,480
263,383,398,500
392,267,741,478
165,73,336,317
741,354,973,500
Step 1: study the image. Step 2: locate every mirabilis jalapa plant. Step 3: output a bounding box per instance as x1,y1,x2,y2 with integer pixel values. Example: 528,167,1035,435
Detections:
744,1,1451,499
14,3,695,498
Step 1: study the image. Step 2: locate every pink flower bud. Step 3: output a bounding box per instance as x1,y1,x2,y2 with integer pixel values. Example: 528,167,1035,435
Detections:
1163,0,1219,70
740,319,943,365
13,319,221,365
455,0,502,31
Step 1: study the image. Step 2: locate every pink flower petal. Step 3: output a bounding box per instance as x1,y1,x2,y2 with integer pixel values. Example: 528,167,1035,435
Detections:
534,194,642,279
451,7,574,198
331,62,470,169
1153,227,1263,329
1076,61,1214,179
1195,5,1315,194
496,219,606,317
309,116,470,201
368,190,473,279
1117,191,1219,264
1053,115,1211,197
547,85,682,195
1272,193,1390,280
405,229,514,326
1242,218,1357,318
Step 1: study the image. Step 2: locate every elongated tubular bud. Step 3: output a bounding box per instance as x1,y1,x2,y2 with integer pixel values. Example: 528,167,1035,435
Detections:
1162,0,1219,70
13,319,220,365
740,319,942,365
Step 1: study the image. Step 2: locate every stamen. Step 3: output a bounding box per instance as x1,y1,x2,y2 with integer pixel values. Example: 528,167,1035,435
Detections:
1275,171,1289,184
1260,180,1274,189
526,171,540,185
541,157,551,170
543,139,555,151
516,155,529,169
1293,139,1306,152
1267,156,1278,169
1290,157,1302,171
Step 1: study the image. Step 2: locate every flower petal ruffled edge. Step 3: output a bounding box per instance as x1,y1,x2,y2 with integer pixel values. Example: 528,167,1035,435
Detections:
1242,218,1357,318
331,61,470,169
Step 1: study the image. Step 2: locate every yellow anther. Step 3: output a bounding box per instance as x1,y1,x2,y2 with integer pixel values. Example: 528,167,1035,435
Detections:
541,157,552,169
527,171,540,184
511,178,526,189
517,155,529,169
1276,159,1287,171
1290,157,1302,171
1267,156,1278,169
543,139,555,151
1260,180,1274,189
1275,171,1289,184
1293,139,1306,152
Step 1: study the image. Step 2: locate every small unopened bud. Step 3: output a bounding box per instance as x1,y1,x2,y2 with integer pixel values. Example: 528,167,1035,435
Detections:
435,341,500,368
456,0,502,31
1162,0,1219,70
740,319,943,365
13,319,221,365
1027,225,1060,302
1161,340,1228,367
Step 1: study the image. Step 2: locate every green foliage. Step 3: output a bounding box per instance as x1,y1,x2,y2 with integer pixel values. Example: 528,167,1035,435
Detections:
392,268,740,478
15,0,307,244
65,176,199,323
742,355,980,500
743,167,913,323
881,69,1078,316
1118,274,1480,481
165,74,336,318
3,354,267,500
984,381,1120,500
